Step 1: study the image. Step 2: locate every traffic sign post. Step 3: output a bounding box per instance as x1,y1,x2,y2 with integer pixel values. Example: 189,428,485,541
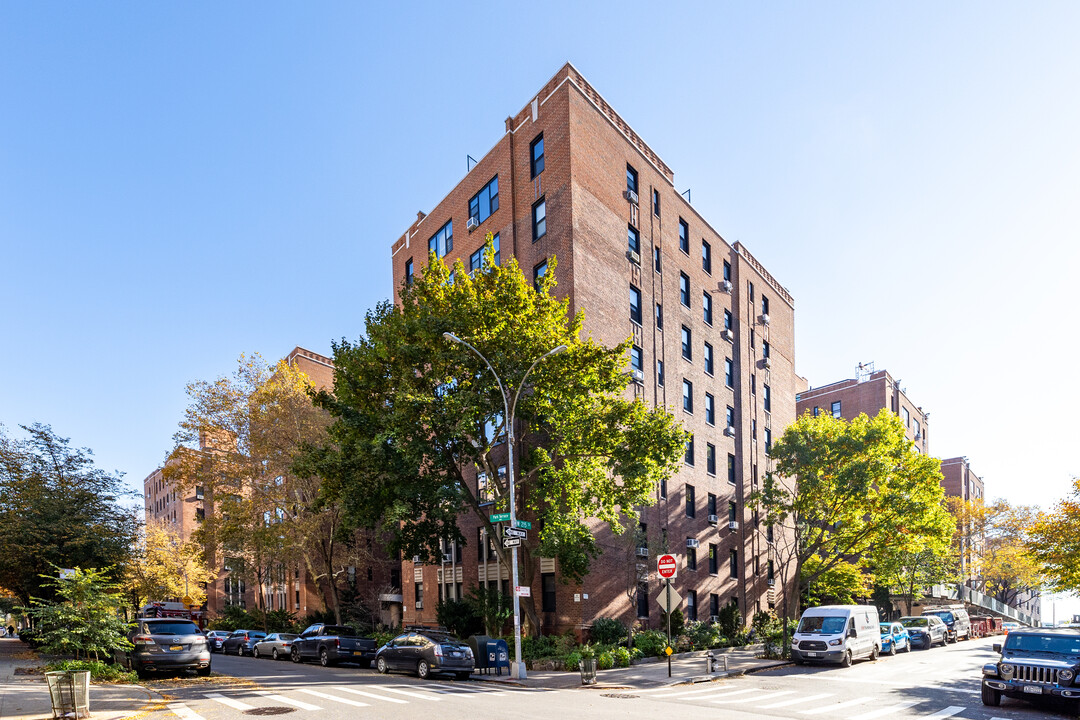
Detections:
503,527,527,539
503,538,521,548
656,554,678,678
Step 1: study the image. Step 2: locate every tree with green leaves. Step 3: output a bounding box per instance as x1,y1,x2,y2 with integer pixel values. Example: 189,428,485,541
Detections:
302,236,687,634
870,545,957,616
20,567,132,660
0,424,137,606
756,409,954,629
1028,477,1080,593
949,496,1042,608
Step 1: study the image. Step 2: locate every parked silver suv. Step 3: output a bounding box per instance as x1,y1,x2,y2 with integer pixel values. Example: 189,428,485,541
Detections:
114,618,210,678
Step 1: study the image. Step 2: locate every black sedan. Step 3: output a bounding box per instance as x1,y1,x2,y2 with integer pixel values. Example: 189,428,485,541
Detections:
220,629,267,656
375,629,474,680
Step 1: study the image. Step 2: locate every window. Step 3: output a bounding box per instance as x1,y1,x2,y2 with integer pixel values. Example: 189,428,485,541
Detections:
751,329,755,348
541,573,556,612
813,406,819,416
764,384,771,412
531,198,547,241
630,284,642,324
687,590,697,621
831,400,842,418
763,341,770,358
751,373,756,395
469,233,500,272
723,260,731,281
404,258,414,285
752,419,757,440
705,393,715,425
657,360,664,386
767,523,774,543
682,379,693,413
724,309,733,331
631,345,643,372
915,419,922,436
626,164,638,195
685,484,695,517
429,220,453,257
655,303,663,329
196,507,205,522
533,260,547,290
704,342,714,375
703,292,713,325
628,225,640,255
706,443,716,475
707,493,717,517
765,427,772,454
687,545,697,571
726,406,735,428
659,477,667,499
768,560,775,582
725,357,734,388
762,295,770,316
902,407,910,426
653,188,660,217
702,240,712,274
681,326,692,360
729,550,738,578
530,133,544,178
728,501,737,523
710,592,720,617
653,245,661,273
678,218,689,254
749,281,755,303
679,272,690,306
684,436,695,467
637,582,649,617
468,176,499,225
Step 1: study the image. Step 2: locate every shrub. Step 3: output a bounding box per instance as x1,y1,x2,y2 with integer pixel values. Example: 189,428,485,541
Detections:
613,646,631,667
597,651,614,670
553,631,579,656
522,634,558,660
435,598,482,639
632,629,668,657
45,660,137,684
563,650,582,671
207,605,258,632
589,617,626,646
686,620,720,649
717,601,742,640
658,608,685,637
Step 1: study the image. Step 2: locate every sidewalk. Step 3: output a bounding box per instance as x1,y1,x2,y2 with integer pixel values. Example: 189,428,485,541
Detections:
471,645,790,690
0,639,159,720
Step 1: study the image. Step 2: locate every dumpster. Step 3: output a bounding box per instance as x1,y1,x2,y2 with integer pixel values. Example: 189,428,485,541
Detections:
45,671,90,719
467,635,492,673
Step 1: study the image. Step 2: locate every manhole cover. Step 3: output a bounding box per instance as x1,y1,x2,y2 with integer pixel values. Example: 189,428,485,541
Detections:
759,684,784,690
244,708,295,715
601,693,639,699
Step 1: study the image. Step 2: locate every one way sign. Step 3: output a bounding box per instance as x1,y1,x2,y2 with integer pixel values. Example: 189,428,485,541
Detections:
503,527,527,539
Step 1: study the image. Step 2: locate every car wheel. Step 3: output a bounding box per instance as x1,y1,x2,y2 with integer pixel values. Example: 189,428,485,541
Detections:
981,684,1001,707
923,638,931,650
291,648,301,664
237,644,244,656
888,642,896,656
870,645,879,661
272,649,279,661
903,639,912,653
417,659,431,679
253,647,260,659
840,650,852,668
320,648,334,667
197,665,211,677
376,656,388,674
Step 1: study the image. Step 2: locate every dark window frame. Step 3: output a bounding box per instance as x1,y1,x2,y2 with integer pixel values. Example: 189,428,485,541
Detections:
685,483,695,517
681,325,692,360
682,379,693,413
679,272,690,307
530,133,544,178
702,240,712,274
468,175,500,225
703,291,713,325
628,225,640,254
626,164,639,194
630,284,643,325
532,197,547,241
678,218,689,254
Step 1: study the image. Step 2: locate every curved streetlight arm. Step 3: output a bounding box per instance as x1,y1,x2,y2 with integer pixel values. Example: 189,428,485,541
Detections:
443,332,510,424
509,344,567,421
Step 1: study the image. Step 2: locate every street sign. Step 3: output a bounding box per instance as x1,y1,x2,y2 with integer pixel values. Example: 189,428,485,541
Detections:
503,527,527,539
657,554,678,579
655,587,682,613
503,538,521,548
516,586,531,597
513,519,532,529
181,595,194,606
489,512,510,523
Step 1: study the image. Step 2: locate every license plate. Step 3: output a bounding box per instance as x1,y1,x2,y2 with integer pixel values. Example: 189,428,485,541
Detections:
169,645,183,652
1023,686,1043,694
806,652,819,657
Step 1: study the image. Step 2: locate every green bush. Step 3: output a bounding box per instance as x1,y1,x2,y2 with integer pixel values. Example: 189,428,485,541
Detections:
632,629,668,657
207,605,258,632
717,602,742,640
658,608,685,637
553,631,578,656
613,646,631,667
45,660,137,684
597,651,614,670
435,598,482,639
686,620,721,649
589,617,626,645
522,634,558,660
563,650,582,671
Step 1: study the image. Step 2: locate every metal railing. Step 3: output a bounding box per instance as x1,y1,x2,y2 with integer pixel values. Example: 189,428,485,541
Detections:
927,584,1036,626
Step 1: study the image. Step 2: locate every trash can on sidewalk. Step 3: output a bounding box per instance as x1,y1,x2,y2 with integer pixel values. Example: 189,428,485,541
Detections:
45,670,90,719
579,657,598,685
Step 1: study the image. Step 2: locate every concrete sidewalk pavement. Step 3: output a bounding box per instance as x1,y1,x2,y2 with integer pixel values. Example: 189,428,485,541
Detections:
0,638,161,720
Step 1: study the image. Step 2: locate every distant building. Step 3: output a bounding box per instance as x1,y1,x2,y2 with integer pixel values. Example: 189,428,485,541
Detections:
940,457,984,502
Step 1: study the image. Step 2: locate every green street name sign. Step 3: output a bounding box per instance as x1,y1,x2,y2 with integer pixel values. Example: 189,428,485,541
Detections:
489,512,511,523
513,520,532,529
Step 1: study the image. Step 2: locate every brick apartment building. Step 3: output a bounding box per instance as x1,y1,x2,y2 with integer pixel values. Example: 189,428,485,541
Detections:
796,364,928,453
388,63,800,634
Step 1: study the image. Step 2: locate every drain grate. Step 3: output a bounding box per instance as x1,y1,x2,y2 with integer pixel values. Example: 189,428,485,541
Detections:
601,693,640,699
244,708,295,715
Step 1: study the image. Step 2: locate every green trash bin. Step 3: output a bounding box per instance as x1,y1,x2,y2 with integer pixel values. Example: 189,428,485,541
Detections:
45,670,90,719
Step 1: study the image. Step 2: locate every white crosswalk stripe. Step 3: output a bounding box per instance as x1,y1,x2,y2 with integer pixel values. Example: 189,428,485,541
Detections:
651,685,742,698
715,691,794,704
921,706,965,720
686,688,761,701
253,691,322,711
167,703,206,720
848,700,920,720
369,685,442,701
295,688,369,707
799,697,873,714
333,686,410,704
425,681,504,695
203,693,254,710
758,692,833,709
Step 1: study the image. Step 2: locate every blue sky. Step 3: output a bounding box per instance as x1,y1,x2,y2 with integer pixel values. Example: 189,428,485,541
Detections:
2,1,1078,612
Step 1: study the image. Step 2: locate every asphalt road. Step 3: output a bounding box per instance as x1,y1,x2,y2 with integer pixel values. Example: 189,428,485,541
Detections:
144,636,1079,720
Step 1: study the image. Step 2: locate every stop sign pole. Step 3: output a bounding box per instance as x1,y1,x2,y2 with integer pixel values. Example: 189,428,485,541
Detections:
657,554,678,677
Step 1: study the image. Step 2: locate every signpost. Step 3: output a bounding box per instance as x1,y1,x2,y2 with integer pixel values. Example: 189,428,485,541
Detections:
515,586,531,597
503,527,527,539
656,554,679,677
503,538,521,548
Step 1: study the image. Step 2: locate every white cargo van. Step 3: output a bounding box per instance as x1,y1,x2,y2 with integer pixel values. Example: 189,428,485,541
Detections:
791,605,881,667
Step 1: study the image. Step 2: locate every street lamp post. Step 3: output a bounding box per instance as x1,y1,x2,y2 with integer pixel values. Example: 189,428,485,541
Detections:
443,332,566,680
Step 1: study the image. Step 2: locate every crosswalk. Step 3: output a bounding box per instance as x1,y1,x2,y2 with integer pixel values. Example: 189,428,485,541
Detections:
166,681,544,719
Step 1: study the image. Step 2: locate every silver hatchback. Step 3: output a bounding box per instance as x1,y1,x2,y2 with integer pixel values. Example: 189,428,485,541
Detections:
253,633,299,660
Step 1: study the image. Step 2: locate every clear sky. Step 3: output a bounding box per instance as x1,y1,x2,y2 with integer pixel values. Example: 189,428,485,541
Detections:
1,2,1077,603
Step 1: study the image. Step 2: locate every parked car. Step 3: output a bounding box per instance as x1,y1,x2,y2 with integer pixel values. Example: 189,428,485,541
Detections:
982,627,1080,710
791,605,881,667
375,629,474,680
900,616,948,649
922,606,971,643
253,633,298,660
113,618,211,678
220,629,267,656
205,630,231,653
291,624,377,667
880,622,911,655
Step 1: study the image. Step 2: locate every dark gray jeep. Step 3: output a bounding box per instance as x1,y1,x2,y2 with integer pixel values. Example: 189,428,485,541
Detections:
982,627,1080,712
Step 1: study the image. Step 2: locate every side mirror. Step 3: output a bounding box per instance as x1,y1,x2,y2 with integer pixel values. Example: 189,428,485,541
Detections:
993,643,1002,653
847,629,857,639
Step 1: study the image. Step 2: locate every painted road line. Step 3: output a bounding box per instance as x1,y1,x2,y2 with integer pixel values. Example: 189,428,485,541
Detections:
295,689,369,707
252,691,322,711
800,697,873,715
167,704,205,720
848,701,921,720
370,685,442,701
757,693,833,709
921,706,965,720
333,687,409,704
652,686,749,699
425,682,503,695
715,691,794,705
203,693,255,711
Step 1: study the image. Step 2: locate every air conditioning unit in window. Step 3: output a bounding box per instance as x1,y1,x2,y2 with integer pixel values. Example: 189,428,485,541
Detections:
760,313,770,326
686,538,700,549
718,280,733,294
636,547,648,558
728,520,739,531
767,578,775,587
914,432,922,441
722,329,735,342
466,217,479,231
724,425,737,437
442,553,453,563
760,356,771,370
412,555,422,563
632,369,645,384
708,514,719,525
624,189,639,205
710,615,720,623
626,249,641,265
415,600,424,610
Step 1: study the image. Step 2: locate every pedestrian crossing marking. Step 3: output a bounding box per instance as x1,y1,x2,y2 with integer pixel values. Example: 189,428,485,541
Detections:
757,692,833,709
652,685,740,698
253,691,322,711
425,681,503,695
683,688,760,701
848,700,920,720
333,687,409,704
799,697,872,714
921,706,965,720
295,688,369,707
203,693,254,710
370,685,442,701
714,691,794,704
167,703,206,720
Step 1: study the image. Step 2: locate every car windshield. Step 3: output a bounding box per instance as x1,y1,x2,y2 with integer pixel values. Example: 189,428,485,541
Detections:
927,612,954,623
880,624,893,633
141,621,200,635
251,632,267,638
797,616,847,634
900,618,928,628
1005,634,1080,655
278,634,297,640
322,626,356,636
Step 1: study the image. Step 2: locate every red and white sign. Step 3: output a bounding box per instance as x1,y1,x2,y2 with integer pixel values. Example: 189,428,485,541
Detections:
515,586,531,597
657,554,678,579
